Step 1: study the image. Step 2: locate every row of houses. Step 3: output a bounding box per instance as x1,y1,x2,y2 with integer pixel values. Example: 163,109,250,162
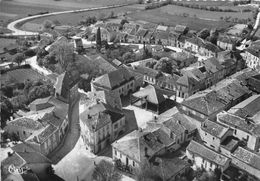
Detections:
107,67,260,180
127,49,244,100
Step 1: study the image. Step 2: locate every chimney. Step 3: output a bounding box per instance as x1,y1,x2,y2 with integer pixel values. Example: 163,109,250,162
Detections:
7,151,14,157
88,115,91,119
139,128,143,132
178,120,181,124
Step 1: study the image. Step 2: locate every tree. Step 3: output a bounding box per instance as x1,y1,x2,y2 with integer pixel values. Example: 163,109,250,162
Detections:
135,161,163,181
96,27,102,51
43,20,53,30
109,11,115,18
92,160,122,181
28,84,54,102
24,49,36,57
50,41,74,71
12,53,24,65
1,97,13,128
154,58,173,74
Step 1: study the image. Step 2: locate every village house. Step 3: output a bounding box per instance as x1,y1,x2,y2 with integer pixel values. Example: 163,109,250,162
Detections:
79,89,122,112
185,37,221,58
217,35,238,51
105,22,121,32
186,140,231,172
217,95,260,152
200,119,233,152
5,117,45,141
80,101,125,154
247,74,260,93
147,111,197,150
231,146,260,180
112,127,176,174
91,68,136,99
135,28,148,43
180,79,251,121
132,66,180,92
199,41,221,58
244,40,260,70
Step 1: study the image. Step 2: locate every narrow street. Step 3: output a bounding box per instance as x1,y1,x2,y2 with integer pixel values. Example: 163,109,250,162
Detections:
48,98,80,164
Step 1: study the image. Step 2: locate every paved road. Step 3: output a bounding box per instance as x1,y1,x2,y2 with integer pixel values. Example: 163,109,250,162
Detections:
6,4,131,36
48,98,80,164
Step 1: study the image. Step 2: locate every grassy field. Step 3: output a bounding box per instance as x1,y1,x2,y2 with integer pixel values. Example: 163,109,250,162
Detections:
0,38,16,50
20,5,141,29
128,8,233,31
0,0,139,27
161,5,253,21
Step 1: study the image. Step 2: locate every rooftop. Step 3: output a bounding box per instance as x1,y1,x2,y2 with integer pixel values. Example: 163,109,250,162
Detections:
217,112,260,137
201,120,229,139
93,68,133,90
132,85,166,105
232,146,260,170
228,95,260,123
7,117,44,131
187,140,229,166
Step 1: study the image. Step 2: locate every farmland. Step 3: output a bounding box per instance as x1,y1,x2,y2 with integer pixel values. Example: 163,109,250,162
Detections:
160,5,253,21
0,38,16,50
1,68,46,85
0,0,139,28
19,5,142,31
128,7,233,31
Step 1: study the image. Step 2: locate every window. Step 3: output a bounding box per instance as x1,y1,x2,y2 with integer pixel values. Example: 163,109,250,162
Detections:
234,129,237,135
115,150,117,156
210,162,213,168
213,137,215,140
114,123,118,129
133,161,135,167
120,153,122,158
23,131,26,135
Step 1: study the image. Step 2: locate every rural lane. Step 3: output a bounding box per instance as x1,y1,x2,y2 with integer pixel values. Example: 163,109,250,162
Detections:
6,3,131,36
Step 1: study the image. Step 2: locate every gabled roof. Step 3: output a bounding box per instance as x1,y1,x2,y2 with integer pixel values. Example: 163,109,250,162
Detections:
187,140,229,166
80,101,123,131
217,112,260,137
232,146,260,170
186,37,204,47
182,91,226,116
201,119,229,138
93,68,134,90
132,85,165,105
7,117,44,131
175,25,188,33
29,96,52,106
228,95,260,121
136,28,148,37
203,57,223,74
112,127,174,163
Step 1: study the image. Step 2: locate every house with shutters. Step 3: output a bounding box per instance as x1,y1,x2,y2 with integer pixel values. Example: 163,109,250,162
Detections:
186,140,231,172
244,40,260,70
80,101,125,154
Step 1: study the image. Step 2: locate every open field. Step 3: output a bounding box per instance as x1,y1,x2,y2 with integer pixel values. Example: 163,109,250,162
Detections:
0,0,139,27
161,5,253,21
0,38,16,50
19,5,141,31
128,8,233,31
